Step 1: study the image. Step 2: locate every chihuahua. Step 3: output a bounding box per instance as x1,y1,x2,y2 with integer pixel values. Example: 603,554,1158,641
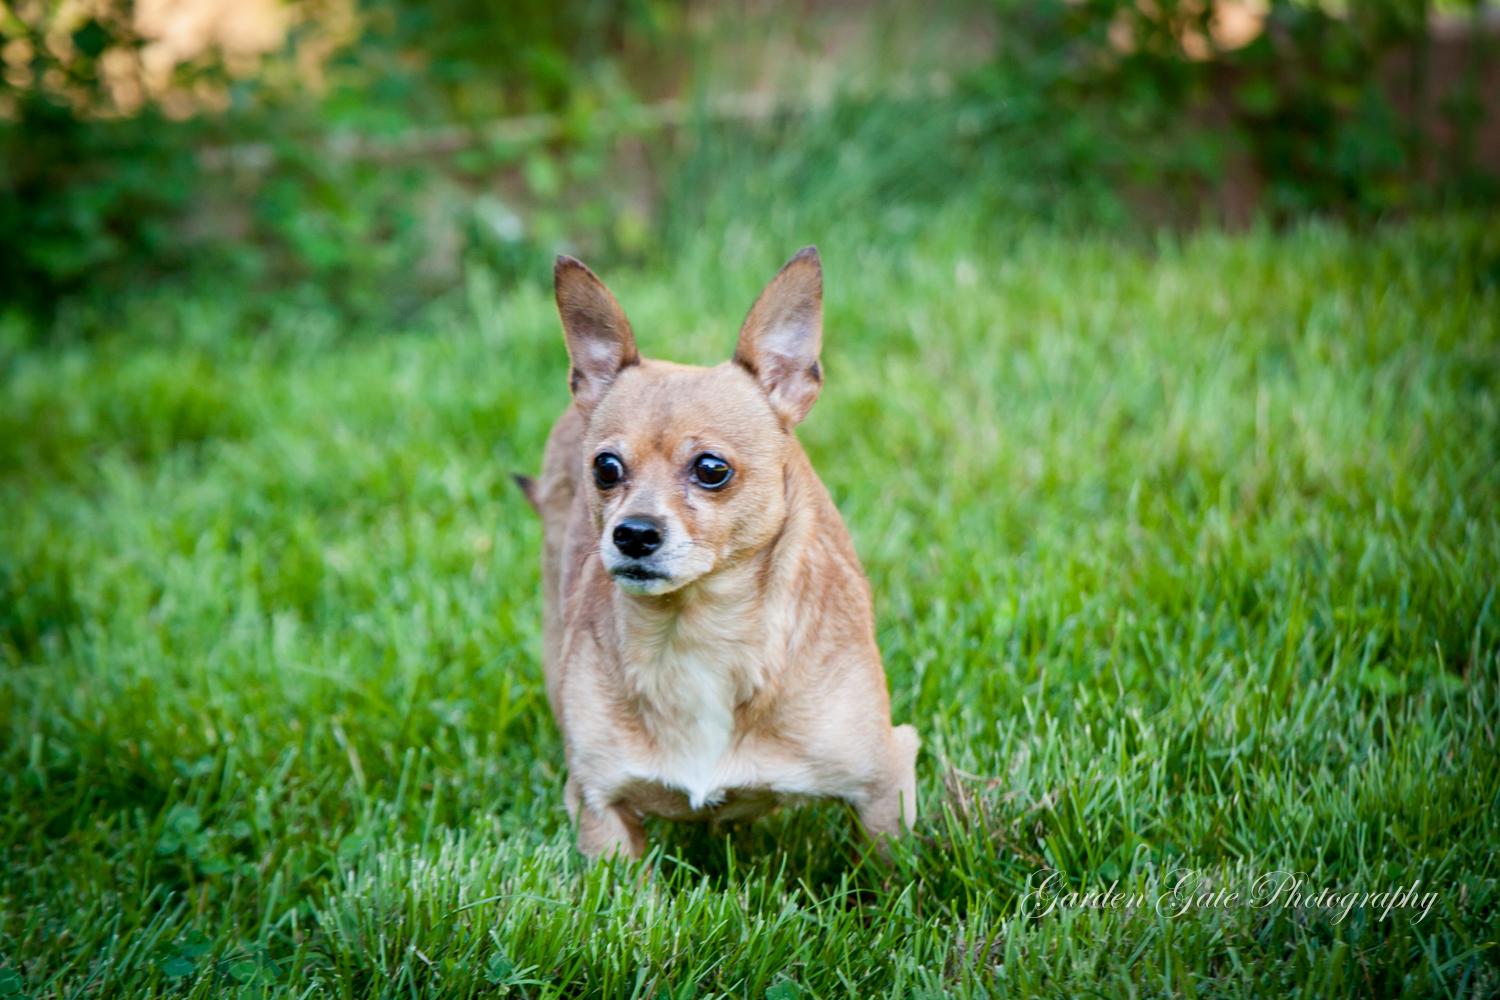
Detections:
518,247,918,859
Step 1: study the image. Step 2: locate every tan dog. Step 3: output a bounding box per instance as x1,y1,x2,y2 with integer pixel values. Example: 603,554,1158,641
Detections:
518,247,918,859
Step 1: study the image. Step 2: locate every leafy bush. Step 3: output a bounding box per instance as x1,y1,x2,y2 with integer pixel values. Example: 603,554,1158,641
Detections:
980,0,1499,222
0,0,676,322
0,97,202,309
0,7,205,309
356,0,671,119
3,0,1495,330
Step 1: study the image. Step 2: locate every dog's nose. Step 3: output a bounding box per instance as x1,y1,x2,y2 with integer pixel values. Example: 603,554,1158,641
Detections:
613,517,663,559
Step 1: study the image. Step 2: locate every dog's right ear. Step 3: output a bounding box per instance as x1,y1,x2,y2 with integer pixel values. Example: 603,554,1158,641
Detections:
555,255,639,416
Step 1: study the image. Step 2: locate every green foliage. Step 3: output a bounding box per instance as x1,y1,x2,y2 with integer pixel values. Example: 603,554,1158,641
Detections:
2,208,1498,996
0,98,201,308
1215,0,1489,215
7,1,1497,326
0,4,203,309
242,134,435,319
356,0,672,119
0,0,685,322
983,0,1499,221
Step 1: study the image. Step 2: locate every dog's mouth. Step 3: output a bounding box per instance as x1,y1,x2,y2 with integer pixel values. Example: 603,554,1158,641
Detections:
610,565,666,583
604,539,714,596
606,561,686,596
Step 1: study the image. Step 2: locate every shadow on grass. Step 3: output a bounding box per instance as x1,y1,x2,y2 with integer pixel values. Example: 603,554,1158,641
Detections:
649,801,880,892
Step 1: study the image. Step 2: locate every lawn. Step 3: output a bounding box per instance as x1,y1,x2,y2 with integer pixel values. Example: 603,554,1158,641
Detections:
2,210,1498,997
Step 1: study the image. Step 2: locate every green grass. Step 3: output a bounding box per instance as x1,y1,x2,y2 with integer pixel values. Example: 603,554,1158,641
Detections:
2,209,1498,997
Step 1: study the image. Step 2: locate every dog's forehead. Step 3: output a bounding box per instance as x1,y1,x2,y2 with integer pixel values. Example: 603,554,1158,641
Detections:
588,360,778,451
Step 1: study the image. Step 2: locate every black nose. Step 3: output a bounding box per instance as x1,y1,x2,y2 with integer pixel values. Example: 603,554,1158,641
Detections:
613,517,663,559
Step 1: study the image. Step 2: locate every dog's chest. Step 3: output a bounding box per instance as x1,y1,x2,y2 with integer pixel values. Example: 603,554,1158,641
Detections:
618,626,768,811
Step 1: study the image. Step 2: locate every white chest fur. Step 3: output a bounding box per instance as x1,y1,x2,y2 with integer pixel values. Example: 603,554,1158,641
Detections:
611,590,774,809
628,645,742,807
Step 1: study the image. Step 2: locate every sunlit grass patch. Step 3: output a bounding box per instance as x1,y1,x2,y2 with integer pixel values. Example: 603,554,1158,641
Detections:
2,213,1497,997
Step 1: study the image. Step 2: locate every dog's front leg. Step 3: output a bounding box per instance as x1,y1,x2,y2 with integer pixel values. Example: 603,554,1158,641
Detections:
570,781,647,860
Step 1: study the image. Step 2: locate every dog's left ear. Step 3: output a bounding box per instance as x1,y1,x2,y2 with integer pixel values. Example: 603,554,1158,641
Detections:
733,246,823,426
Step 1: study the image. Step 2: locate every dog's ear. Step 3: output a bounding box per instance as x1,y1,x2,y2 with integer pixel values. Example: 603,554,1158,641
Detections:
555,255,639,416
733,246,823,426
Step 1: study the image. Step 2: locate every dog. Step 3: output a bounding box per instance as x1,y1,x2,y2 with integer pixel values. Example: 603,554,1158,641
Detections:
517,247,918,859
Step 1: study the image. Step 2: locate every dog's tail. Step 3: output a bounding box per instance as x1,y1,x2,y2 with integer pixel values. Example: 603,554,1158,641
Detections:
513,473,540,514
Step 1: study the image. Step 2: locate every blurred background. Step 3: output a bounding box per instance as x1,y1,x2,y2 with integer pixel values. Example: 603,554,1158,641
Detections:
3,0,1497,333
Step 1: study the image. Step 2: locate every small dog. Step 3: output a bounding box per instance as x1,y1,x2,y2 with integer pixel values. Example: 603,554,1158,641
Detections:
518,247,918,859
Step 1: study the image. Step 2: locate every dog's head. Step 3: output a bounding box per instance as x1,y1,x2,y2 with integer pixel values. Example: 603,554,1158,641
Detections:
555,248,824,596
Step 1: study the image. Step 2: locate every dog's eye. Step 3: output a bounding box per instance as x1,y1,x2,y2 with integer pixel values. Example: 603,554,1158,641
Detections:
691,453,733,490
593,452,626,489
